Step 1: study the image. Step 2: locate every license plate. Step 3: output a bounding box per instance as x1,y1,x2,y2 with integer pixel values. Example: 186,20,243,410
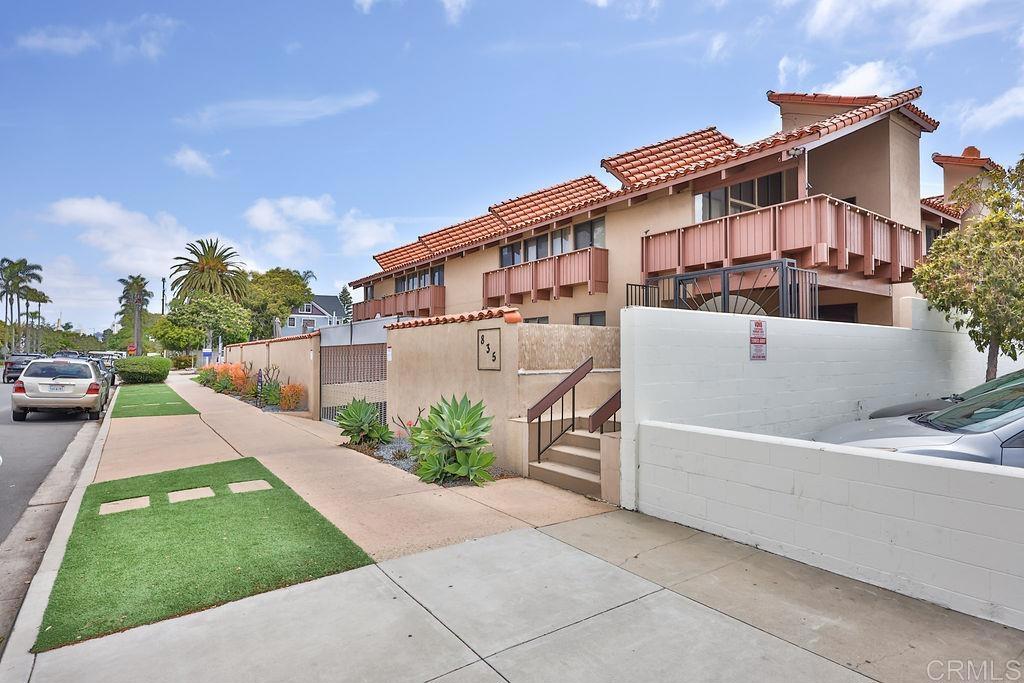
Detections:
48,385,65,392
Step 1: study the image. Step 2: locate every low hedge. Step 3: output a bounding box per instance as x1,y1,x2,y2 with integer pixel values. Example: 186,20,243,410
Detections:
171,355,194,370
114,356,172,384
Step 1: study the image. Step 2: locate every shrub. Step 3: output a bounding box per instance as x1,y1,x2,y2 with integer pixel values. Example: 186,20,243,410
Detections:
114,356,172,384
242,379,257,398
229,364,248,393
214,375,233,393
336,399,393,446
196,367,216,386
411,395,494,485
171,355,194,370
279,383,304,411
263,380,281,406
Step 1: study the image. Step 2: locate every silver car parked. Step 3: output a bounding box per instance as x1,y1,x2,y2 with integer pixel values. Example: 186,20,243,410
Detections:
813,384,1024,468
11,358,110,422
869,368,1024,418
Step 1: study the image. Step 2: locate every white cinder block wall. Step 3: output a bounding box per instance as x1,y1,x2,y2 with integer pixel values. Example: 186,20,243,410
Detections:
636,422,1024,631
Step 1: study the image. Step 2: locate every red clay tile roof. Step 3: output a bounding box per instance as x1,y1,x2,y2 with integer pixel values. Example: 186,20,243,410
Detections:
489,176,610,231
921,195,964,220
385,306,519,330
419,213,507,257
601,127,738,188
373,241,433,272
767,90,939,132
932,146,1000,171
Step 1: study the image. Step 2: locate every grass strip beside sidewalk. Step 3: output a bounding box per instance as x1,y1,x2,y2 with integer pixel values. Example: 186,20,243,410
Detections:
111,382,198,418
33,458,372,652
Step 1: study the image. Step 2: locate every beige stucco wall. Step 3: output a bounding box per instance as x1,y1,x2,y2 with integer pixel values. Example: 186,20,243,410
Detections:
888,113,923,230
777,101,857,130
808,120,891,218
818,288,894,326
224,335,321,416
386,319,621,474
943,164,980,198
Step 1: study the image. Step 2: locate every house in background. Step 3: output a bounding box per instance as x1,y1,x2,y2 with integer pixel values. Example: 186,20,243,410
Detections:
919,146,1000,252
276,295,349,337
351,86,951,328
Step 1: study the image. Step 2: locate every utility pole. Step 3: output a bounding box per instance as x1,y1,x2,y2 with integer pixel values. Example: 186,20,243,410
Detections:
161,277,166,315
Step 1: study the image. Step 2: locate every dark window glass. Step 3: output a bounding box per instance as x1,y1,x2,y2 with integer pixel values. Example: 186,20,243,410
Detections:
418,271,429,289
23,362,92,379
500,243,521,268
574,311,606,326
395,277,406,293
591,218,605,247
551,228,571,255
431,266,444,286
365,285,374,300
524,236,549,261
730,180,755,204
575,222,592,250
523,316,549,324
926,227,940,252
701,188,727,220
756,173,783,207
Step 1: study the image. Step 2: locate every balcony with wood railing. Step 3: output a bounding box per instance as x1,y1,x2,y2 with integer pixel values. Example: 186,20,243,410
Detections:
482,246,609,308
641,194,924,284
352,284,445,322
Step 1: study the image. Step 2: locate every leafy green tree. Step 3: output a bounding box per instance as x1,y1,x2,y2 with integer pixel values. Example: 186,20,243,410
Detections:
242,268,313,339
151,316,205,352
170,238,248,302
914,155,1024,380
168,291,252,346
118,275,152,356
338,286,353,323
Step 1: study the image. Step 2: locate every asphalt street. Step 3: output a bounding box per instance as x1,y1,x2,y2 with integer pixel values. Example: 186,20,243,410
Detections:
0,384,86,544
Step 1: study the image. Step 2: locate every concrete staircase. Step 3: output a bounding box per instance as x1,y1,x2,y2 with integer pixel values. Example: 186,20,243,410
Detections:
528,420,603,498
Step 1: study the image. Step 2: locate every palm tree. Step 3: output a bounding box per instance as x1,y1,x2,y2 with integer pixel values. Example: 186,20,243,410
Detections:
23,287,50,353
170,239,248,302
118,275,152,356
0,257,13,353
2,259,42,352
298,270,317,285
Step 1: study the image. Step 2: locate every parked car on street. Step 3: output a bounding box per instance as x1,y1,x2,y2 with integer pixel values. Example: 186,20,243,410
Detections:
51,350,81,359
813,384,1024,468
869,368,1024,418
11,358,110,422
88,355,117,389
3,353,46,383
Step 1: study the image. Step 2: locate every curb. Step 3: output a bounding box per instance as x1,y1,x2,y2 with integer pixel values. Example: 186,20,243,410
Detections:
0,386,119,683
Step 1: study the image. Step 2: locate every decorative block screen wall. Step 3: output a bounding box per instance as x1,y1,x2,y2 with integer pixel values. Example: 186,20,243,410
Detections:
320,342,387,424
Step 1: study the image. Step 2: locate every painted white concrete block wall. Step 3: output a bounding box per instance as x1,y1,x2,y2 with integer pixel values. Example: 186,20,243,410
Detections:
636,421,1024,631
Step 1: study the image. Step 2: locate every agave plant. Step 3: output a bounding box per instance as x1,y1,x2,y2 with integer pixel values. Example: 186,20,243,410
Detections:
337,398,393,446
444,448,495,486
411,395,494,485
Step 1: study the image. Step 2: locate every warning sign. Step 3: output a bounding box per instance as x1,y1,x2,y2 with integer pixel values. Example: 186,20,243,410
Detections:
749,319,767,361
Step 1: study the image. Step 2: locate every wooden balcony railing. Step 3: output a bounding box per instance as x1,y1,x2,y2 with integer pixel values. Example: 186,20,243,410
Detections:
352,284,445,322
482,246,609,307
641,194,924,283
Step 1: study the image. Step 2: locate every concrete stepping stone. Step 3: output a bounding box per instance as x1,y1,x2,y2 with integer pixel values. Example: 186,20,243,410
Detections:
98,496,150,516
168,486,215,503
227,479,272,494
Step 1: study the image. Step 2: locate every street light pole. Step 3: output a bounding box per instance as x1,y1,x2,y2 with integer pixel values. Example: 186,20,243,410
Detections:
161,277,166,315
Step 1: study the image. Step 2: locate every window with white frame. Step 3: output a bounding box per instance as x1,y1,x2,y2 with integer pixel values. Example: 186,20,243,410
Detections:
287,317,296,327
300,303,313,313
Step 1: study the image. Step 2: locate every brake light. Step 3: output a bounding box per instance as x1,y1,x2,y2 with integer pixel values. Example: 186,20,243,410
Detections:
13,380,25,394
3,361,10,368
86,383,100,395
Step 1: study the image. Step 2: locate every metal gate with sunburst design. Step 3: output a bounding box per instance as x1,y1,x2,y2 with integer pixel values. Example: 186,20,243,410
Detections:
627,258,818,319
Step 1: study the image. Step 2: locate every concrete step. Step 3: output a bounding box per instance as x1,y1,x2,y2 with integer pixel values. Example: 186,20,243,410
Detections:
528,460,601,498
558,430,602,450
544,443,601,473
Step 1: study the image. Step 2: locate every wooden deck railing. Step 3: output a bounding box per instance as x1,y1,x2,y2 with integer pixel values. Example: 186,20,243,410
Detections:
352,284,445,322
641,194,923,283
482,246,609,307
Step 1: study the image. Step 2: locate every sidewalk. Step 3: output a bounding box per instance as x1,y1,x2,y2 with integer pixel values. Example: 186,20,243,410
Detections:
13,375,1024,682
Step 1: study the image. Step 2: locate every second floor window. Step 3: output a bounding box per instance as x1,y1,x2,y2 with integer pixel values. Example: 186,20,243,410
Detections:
431,265,444,286
395,267,439,292
365,284,374,300
524,235,549,262
696,171,785,222
300,303,313,313
574,218,606,250
500,243,522,268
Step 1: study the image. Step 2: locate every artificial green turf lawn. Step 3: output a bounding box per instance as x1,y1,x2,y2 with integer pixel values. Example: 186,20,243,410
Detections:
111,382,199,418
33,458,372,652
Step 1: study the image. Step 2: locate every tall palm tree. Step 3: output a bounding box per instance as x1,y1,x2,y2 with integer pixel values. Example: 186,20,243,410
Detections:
2,259,42,352
0,257,13,353
170,239,248,302
23,287,49,353
298,269,317,285
118,275,152,356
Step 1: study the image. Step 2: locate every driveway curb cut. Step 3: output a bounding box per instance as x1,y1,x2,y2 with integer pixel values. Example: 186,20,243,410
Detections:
0,386,119,683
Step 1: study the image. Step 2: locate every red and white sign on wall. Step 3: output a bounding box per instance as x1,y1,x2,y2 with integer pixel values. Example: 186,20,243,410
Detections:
749,319,767,361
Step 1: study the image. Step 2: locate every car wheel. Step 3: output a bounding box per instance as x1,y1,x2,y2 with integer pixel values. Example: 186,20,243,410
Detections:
88,410,101,421
12,410,27,422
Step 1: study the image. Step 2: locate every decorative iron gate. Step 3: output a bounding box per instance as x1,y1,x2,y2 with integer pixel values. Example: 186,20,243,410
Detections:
627,258,818,319
319,342,387,424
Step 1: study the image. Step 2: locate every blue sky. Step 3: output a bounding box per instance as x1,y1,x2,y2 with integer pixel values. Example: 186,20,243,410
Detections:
2,0,1023,332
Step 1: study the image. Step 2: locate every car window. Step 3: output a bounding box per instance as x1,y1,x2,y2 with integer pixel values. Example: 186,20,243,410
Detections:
959,369,1024,401
22,362,93,379
930,384,1024,433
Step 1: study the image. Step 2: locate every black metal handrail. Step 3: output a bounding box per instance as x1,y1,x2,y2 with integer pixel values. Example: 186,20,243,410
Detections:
527,356,593,462
588,389,620,434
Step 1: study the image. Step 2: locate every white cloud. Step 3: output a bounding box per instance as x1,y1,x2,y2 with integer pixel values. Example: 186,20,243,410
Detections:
37,256,124,330
704,32,728,62
959,84,1024,132
244,195,335,233
16,14,179,61
354,0,379,13
440,0,471,24
803,0,896,39
777,55,812,87
338,210,398,255
821,60,913,95
584,0,662,19
284,41,303,54
176,91,379,130
904,0,1001,49
168,145,221,177
45,196,198,281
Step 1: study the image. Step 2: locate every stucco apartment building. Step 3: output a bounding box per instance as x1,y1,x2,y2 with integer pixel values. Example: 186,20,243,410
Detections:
350,87,984,328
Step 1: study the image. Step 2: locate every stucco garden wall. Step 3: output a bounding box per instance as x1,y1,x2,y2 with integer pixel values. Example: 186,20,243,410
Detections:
224,333,321,416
